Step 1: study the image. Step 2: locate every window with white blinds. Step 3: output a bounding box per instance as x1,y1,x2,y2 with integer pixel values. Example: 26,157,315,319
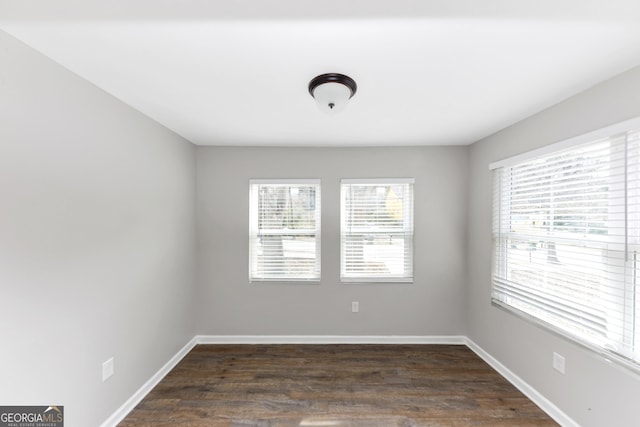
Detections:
249,180,320,282
341,179,414,282
491,120,640,370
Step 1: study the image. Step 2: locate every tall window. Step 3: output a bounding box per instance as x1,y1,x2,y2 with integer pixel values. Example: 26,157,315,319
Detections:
341,179,414,282
249,180,320,282
491,120,640,369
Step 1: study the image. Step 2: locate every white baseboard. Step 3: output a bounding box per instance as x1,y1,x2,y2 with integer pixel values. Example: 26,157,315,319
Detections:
195,334,466,345
101,335,576,427
99,336,197,427
464,337,578,427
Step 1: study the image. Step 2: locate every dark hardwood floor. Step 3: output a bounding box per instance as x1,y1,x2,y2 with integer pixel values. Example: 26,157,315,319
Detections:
118,344,558,426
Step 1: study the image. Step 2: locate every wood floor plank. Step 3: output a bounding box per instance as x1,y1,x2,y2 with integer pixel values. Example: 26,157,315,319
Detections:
118,344,558,427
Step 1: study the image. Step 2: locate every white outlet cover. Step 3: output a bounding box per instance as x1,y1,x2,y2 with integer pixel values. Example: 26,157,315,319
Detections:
553,352,565,374
102,357,114,381
352,301,359,313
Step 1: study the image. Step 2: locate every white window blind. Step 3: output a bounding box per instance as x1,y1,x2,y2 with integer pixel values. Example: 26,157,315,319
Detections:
249,180,320,282
491,125,640,369
341,179,414,282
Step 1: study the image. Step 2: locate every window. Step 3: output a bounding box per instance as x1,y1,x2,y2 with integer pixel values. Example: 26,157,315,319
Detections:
249,180,320,282
341,179,414,282
491,119,640,369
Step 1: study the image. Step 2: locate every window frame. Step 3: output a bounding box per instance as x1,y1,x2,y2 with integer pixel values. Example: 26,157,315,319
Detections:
340,178,415,283
490,116,640,372
249,179,321,283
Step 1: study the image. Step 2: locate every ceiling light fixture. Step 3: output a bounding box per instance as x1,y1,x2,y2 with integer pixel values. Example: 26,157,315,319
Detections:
308,73,357,114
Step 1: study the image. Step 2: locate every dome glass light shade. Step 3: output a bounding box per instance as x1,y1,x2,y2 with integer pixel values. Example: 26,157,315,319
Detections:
311,82,351,114
308,73,357,114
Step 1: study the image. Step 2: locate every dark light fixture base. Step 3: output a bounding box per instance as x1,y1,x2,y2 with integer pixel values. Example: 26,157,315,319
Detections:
308,73,357,99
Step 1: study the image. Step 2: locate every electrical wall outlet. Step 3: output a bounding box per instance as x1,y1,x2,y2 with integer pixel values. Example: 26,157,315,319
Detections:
552,352,565,374
352,301,359,313
102,357,114,382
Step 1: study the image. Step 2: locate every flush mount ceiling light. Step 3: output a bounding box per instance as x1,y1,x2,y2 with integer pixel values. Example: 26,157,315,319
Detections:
308,73,357,114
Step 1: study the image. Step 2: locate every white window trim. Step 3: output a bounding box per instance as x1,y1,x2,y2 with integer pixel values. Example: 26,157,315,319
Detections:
489,116,640,171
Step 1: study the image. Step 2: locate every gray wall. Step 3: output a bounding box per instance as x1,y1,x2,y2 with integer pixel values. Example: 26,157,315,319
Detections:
0,31,196,426
196,146,468,336
467,66,640,427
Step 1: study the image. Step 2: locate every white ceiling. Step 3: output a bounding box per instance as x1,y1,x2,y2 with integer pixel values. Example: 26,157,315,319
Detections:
2,0,640,146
